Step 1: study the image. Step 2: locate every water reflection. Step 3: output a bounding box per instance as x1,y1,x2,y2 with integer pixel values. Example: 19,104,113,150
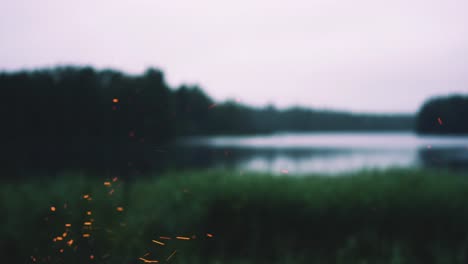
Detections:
12,132,468,178
176,132,468,174
418,147,468,170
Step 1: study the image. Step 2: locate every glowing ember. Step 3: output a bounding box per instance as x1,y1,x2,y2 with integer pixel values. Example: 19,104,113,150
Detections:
67,239,74,246
90,255,94,260
82,234,91,238
87,211,92,215
116,206,124,212
112,98,119,103
159,236,171,240
206,233,214,238
175,236,190,240
59,249,64,253
62,232,67,237
83,194,90,199
65,223,71,227
151,240,165,246
104,181,111,186
139,257,159,263
84,222,92,226
56,236,63,241
50,206,56,212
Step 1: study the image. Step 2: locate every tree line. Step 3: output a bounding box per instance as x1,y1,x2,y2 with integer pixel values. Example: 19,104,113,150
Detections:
416,95,468,135
1,66,416,174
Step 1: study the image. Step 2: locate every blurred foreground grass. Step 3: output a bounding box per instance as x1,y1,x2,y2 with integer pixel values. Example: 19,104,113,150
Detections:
2,169,468,264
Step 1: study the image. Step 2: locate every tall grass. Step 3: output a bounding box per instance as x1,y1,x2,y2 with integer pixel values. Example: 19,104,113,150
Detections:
2,169,468,263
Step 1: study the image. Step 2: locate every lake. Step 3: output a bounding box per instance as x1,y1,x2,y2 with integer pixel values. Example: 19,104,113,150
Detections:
168,132,468,175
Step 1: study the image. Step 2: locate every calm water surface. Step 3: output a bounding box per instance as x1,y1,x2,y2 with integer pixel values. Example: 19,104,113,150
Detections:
174,132,468,175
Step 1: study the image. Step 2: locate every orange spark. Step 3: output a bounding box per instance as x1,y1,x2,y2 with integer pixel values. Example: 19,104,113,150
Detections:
166,250,177,261
87,211,92,215
67,239,74,246
50,206,56,212
206,233,213,238
59,249,64,253
112,98,119,103
116,206,124,212
159,236,171,240
84,222,92,226
139,257,159,263
176,236,190,240
151,240,165,246
104,181,111,187
56,236,63,241
65,223,71,227
53,238,57,242
89,255,94,260
62,232,67,237
83,194,90,199
82,234,91,238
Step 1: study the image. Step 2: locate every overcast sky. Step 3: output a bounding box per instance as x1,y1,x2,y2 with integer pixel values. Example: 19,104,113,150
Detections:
1,0,467,113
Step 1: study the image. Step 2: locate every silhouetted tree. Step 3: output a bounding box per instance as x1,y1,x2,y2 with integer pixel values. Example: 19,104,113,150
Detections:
416,95,468,134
